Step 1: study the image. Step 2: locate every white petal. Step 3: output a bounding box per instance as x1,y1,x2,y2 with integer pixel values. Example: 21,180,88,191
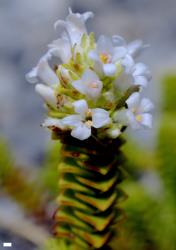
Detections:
37,58,59,86
127,40,143,57
42,118,64,129
74,69,102,99
86,80,103,99
126,92,140,109
54,19,80,46
62,115,82,127
112,35,126,46
103,63,116,76
133,63,148,76
67,14,87,44
134,76,148,87
92,108,111,128
88,50,99,61
93,61,104,76
48,38,71,63
72,79,86,95
138,98,154,113
126,110,140,129
71,124,91,140
82,11,94,21
68,9,94,21
26,53,52,84
55,10,92,46
115,71,133,91
73,99,88,115
26,67,38,83
113,46,127,61
121,55,134,73
133,63,152,81
82,69,99,82
97,35,113,54
140,113,153,128
35,84,57,108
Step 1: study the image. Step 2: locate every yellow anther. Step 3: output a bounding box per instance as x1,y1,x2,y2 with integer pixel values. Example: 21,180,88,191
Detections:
99,53,111,64
135,114,142,122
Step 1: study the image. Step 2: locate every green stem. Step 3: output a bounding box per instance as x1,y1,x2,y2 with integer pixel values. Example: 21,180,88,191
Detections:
53,134,127,249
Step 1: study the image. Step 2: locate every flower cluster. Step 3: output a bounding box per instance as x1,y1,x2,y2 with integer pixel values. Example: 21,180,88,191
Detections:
26,9,154,140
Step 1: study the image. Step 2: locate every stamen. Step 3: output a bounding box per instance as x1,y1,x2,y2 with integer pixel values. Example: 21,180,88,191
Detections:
135,114,142,122
57,94,66,108
99,53,111,64
89,81,98,89
86,109,92,117
85,120,93,128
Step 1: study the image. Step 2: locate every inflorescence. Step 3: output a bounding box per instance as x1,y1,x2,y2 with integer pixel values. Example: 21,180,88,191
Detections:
26,9,154,141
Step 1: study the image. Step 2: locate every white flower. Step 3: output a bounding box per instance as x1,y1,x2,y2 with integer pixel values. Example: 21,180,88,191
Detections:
89,35,119,76
42,118,65,129
35,84,57,108
62,99,111,140
131,63,151,87
115,62,151,89
48,36,72,63
112,35,148,58
26,54,59,86
112,36,148,73
71,69,103,99
54,8,94,46
126,92,154,129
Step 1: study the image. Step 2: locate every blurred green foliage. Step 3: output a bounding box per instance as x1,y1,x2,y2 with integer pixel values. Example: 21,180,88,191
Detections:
40,141,62,198
0,137,47,219
0,137,12,184
162,75,176,112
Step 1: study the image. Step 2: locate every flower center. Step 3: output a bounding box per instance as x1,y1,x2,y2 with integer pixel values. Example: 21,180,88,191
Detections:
85,120,93,128
86,109,92,118
57,94,66,108
89,81,99,89
99,52,111,64
135,114,142,122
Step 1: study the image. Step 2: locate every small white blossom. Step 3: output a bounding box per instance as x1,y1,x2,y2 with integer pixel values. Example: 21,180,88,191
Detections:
126,92,154,129
62,100,111,140
89,35,119,76
35,84,57,108
115,62,151,89
112,35,148,58
42,118,64,129
71,69,103,99
26,55,59,86
54,8,93,46
131,63,151,87
112,36,149,73
48,36,72,63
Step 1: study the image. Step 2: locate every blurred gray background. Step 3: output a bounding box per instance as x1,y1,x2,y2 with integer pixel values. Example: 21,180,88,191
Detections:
0,0,176,166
